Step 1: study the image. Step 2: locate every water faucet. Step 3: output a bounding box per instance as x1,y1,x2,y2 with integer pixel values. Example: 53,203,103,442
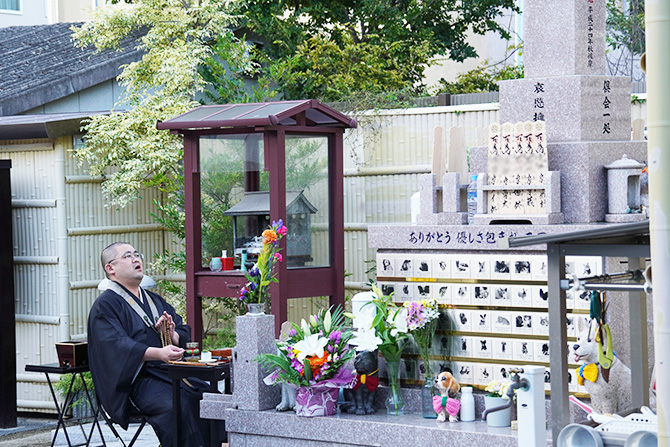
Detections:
482,368,530,419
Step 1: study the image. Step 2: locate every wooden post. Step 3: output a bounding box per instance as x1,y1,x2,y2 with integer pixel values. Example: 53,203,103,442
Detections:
0,160,16,428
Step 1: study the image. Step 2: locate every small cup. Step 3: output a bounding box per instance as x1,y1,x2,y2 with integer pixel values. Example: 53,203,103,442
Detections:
186,342,199,350
201,351,212,362
209,257,222,272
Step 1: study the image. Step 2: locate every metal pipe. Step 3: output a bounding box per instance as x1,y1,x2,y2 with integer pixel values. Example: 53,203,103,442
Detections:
55,138,69,343
582,283,650,292
645,1,670,445
15,314,60,325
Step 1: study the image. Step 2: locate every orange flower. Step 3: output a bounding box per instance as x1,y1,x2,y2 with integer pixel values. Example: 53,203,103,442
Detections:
262,229,277,244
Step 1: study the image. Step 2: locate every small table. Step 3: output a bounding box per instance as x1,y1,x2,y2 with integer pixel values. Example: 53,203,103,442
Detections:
25,363,104,447
166,361,231,447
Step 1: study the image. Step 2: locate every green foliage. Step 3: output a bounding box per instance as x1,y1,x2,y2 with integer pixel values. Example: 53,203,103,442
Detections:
435,59,524,94
202,327,237,351
54,372,94,409
239,0,519,100
606,0,645,56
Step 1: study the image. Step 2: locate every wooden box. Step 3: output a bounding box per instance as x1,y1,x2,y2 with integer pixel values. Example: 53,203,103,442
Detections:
55,341,88,367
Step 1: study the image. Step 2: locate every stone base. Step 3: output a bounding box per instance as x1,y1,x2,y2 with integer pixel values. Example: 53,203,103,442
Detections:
416,212,468,225
473,212,565,226
605,213,647,223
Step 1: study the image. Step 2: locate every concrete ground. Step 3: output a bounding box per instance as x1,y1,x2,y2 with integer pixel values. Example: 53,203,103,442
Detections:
0,414,159,447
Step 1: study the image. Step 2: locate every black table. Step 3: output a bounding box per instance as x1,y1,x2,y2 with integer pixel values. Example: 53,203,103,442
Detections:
25,363,104,447
166,361,230,447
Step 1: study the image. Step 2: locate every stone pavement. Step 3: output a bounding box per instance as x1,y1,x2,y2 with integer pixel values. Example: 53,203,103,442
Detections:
0,417,158,447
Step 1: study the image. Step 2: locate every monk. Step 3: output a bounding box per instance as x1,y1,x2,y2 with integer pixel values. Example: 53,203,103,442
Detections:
88,242,224,447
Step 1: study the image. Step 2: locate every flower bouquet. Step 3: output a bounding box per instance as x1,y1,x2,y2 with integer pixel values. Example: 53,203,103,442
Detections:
239,219,287,313
404,297,440,380
485,379,514,399
256,306,356,416
348,284,409,415
484,378,514,427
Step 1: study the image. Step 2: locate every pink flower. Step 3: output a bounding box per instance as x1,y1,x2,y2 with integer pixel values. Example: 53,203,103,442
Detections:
277,225,287,236
274,253,283,262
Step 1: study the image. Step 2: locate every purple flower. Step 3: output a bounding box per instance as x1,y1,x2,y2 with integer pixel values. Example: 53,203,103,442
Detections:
289,328,297,337
247,282,257,291
250,266,260,277
329,330,342,341
327,345,334,353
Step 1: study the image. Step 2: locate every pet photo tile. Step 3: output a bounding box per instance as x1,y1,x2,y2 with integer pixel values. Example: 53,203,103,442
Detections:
565,289,575,310
472,285,492,306
512,258,533,281
453,362,474,385
414,283,433,300
402,358,418,381
475,311,492,333
379,282,396,299
564,260,575,276
495,364,514,382
452,335,473,358
377,254,397,278
397,256,414,277
451,258,472,279
435,334,453,357
534,340,551,363
453,284,472,305
491,257,512,280
414,257,433,278
474,337,493,359
452,308,472,332
492,285,511,305
471,257,491,280
512,285,532,307
532,312,550,336
493,311,513,334
531,256,548,281
574,289,591,310
567,370,578,392
532,285,549,308
566,313,577,337
492,338,513,360
432,256,451,278
435,284,451,304
396,282,413,301
512,339,534,362
474,363,494,385
512,312,534,335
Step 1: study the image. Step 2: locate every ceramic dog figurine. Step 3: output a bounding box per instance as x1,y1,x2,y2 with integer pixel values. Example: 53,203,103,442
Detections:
433,367,461,422
572,317,632,414
341,350,378,415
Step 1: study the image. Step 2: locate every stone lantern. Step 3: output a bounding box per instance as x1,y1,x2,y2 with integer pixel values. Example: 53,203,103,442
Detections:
605,154,646,222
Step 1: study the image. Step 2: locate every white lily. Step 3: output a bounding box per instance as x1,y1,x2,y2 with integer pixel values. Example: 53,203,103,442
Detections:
300,318,311,337
349,328,383,352
352,307,376,332
387,307,408,337
292,333,328,362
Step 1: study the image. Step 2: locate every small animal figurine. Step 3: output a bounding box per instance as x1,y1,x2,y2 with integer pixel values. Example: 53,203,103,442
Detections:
433,367,461,422
341,350,378,415
572,317,632,414
276,383,296,411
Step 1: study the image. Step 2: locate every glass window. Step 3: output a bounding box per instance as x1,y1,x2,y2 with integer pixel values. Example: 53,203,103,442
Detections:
285,134,330,269
0,0,20,11
199,133,267,267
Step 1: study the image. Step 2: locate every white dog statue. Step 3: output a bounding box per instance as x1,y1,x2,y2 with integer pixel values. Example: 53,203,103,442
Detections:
572,317,632,414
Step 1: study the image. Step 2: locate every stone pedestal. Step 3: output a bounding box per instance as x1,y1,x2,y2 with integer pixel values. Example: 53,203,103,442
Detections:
233,314,280,411
416,173,468,225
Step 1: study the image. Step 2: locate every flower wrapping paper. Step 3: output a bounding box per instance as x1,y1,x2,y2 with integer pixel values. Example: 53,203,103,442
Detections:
292,368,356,417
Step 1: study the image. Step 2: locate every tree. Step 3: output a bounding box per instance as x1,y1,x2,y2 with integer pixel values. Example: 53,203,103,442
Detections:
606,0,645,80
238,0,519,101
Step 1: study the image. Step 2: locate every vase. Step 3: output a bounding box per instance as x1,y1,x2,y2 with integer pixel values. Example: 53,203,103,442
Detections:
484,395,512,427
294,385,339,417
245,302,264,315
384,360,405,415
421,374,437,418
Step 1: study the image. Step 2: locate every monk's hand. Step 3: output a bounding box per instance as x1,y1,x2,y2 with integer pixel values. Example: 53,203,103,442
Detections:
156,312,180,345
161,345,184,362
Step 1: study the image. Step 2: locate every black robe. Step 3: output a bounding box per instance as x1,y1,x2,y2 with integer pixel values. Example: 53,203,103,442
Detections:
87,283,223,447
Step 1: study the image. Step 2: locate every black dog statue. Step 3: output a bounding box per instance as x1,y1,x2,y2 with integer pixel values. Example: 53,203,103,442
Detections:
341,350,378,415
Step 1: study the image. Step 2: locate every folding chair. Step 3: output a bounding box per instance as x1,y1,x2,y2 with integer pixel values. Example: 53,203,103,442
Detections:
96,398,148,447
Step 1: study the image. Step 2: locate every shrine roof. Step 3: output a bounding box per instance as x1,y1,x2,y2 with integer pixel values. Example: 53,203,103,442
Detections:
156,100,357,131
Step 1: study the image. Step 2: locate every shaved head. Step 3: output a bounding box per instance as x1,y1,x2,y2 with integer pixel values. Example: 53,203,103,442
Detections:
101,242,130,277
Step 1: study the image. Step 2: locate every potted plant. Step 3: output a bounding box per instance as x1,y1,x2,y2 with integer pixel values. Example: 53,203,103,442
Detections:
484,378,514,427
54,372,96,419
256,306,356,416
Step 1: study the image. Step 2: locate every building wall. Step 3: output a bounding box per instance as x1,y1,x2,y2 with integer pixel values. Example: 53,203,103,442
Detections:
0,0,96,27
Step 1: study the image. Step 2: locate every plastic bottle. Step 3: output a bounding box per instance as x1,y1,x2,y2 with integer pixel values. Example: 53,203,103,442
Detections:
467,174,478,225
460,386,475,421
